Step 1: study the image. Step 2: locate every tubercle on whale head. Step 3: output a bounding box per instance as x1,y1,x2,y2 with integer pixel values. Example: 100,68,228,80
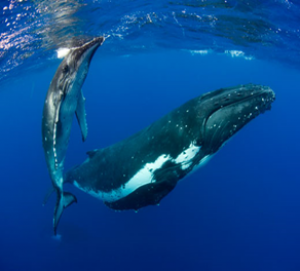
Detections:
194,84,275,153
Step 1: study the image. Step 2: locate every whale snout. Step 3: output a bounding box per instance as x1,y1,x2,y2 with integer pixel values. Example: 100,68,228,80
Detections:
200,84,275,152
254,86,275,113
83,37,105,51
71,36,105,68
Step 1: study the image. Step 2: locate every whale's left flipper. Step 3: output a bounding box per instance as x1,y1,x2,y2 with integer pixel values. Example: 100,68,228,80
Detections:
75,90,88,142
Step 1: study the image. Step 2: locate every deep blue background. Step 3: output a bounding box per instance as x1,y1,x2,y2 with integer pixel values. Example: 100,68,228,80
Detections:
0,51,299,271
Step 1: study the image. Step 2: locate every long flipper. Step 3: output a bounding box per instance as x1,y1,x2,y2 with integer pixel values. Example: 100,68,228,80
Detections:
75,90,88,142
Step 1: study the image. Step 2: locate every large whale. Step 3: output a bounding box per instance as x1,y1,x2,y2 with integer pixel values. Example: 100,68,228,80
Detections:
42,37,105,235
65,84,275,211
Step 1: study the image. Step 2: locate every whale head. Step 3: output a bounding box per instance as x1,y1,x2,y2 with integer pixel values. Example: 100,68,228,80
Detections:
53,37,105,94
196,84,275,153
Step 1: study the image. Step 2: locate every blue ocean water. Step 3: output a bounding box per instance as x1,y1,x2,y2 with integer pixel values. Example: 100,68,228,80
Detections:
0,1,300,271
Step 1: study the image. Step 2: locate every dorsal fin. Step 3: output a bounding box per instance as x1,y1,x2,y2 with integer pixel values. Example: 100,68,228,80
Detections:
86,149,98,158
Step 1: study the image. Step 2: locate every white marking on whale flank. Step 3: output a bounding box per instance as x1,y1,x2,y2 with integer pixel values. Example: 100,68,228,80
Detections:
74,154,171,202
73,142,204,203
174,143,201,170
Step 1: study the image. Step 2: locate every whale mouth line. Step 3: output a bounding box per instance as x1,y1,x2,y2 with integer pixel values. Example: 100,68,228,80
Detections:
71,37,104,50
206,87,275,125
202,87,275,151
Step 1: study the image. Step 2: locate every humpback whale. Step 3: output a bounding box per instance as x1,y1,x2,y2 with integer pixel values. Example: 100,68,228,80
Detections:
65,84,275,212
42,37,105,235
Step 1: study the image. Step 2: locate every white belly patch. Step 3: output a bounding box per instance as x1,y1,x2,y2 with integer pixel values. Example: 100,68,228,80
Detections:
73,142,207,203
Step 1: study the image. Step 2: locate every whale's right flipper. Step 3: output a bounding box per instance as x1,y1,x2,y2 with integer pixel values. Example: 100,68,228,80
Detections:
53,191,77,236
75,90,88,142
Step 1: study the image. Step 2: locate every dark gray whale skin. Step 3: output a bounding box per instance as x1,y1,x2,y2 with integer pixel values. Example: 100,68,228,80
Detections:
65,84,275,211
42,37,105,235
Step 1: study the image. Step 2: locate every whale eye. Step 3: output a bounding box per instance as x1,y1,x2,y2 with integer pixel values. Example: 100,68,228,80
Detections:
62,65,69,73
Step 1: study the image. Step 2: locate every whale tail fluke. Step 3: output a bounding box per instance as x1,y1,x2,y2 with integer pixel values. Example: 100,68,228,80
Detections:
63,192,77,208
53,191,77,236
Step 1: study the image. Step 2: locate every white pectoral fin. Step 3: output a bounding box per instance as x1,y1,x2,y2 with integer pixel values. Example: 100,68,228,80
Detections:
75,90,88,142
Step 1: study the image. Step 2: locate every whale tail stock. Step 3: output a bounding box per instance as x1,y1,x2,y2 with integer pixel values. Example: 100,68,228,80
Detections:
53,190,77,236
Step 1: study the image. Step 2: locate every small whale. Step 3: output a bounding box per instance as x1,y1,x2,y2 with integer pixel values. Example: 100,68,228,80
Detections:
42,37,105,235
65,84,275,212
